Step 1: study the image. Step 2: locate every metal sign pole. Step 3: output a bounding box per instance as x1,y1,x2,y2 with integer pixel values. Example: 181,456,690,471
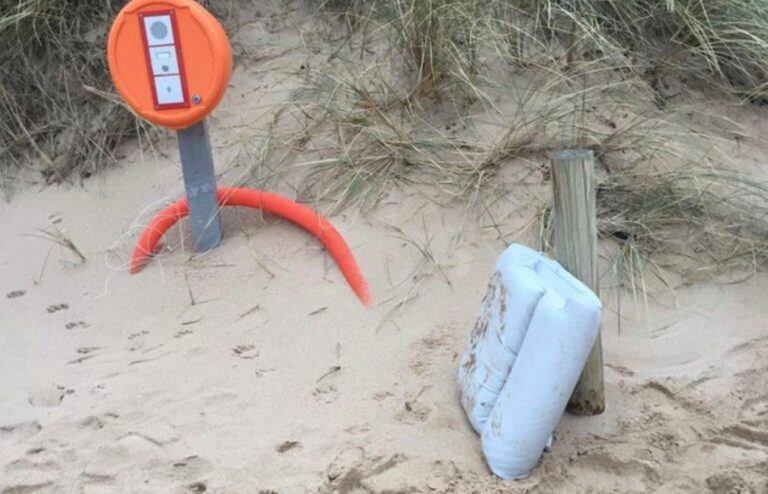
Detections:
177,120,221,251
112,0,371,305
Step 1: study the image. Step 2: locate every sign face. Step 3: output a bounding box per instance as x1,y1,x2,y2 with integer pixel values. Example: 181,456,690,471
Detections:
139,10,190,110
108,0,232,129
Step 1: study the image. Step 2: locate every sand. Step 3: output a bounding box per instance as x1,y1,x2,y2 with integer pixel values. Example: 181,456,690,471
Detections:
2,3,768,493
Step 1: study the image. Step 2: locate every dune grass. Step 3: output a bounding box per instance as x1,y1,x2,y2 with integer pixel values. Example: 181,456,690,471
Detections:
319,0,768,99
289,0,768,287
527,0,768,99
0,0,235,186
3,0,768,287
0,0,146,184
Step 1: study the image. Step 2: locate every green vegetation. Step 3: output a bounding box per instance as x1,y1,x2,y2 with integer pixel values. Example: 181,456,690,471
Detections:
320,0,768,98
0,0,227,185
2,0,768,286
291,0,768,285
0,0,141,183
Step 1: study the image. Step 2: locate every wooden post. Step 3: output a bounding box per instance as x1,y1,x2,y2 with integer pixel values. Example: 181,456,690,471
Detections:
550,149,605,415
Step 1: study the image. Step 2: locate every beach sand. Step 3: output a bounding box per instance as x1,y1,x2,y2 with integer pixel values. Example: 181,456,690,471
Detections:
2,3,768,493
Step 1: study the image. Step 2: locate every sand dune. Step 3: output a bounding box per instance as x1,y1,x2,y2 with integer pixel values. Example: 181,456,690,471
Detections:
2,3,768,493
2,148,767,492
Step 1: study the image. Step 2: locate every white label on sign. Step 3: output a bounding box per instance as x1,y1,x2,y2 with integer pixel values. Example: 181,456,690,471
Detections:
148,46,180,76
143,15,175,46
154,75,185,105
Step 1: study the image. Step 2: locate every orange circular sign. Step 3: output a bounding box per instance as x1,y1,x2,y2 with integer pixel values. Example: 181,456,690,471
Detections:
107,0,232,130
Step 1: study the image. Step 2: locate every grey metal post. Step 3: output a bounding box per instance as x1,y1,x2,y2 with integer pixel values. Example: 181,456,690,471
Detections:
177,120,222,252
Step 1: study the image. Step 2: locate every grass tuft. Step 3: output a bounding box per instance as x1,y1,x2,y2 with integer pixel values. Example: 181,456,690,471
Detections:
0,0,152,184
598,167,768,282
296,0,768,291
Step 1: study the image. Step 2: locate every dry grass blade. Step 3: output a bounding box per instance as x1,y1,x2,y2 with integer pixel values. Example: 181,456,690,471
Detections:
0,0,152,184
23,227,86,265
598,167,768,281
301,0,768,298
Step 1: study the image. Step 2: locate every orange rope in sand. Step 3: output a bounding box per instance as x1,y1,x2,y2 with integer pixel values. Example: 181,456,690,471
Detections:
130,187,371,306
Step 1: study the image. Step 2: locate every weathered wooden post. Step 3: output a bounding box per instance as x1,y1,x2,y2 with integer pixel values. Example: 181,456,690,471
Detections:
550,149,604,415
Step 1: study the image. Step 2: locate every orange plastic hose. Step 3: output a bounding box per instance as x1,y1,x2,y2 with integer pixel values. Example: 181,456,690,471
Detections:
130,187,371,306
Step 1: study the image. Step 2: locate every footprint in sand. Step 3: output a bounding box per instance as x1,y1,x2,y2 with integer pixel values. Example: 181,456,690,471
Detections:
276,440,302,453
570,451,662,491
740,393,768,427
186,481,208,493
0,421,42,442
78,471,116,488
716,423,768,449
372,391,394,402
68,347,101,365
232,344,258,359
169,456,215,492
409,325,459,378
705,470,756,494
46,303,69,314
324,448,408,494
1,481,54,493
80,415,109,431
343,424,371,436
254,367,274,378
313,384,339,404
397,387,433,424
65,321,88,330
28,384,73,408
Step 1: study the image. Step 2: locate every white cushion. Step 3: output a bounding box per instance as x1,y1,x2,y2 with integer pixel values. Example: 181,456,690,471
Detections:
458,244,602,479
